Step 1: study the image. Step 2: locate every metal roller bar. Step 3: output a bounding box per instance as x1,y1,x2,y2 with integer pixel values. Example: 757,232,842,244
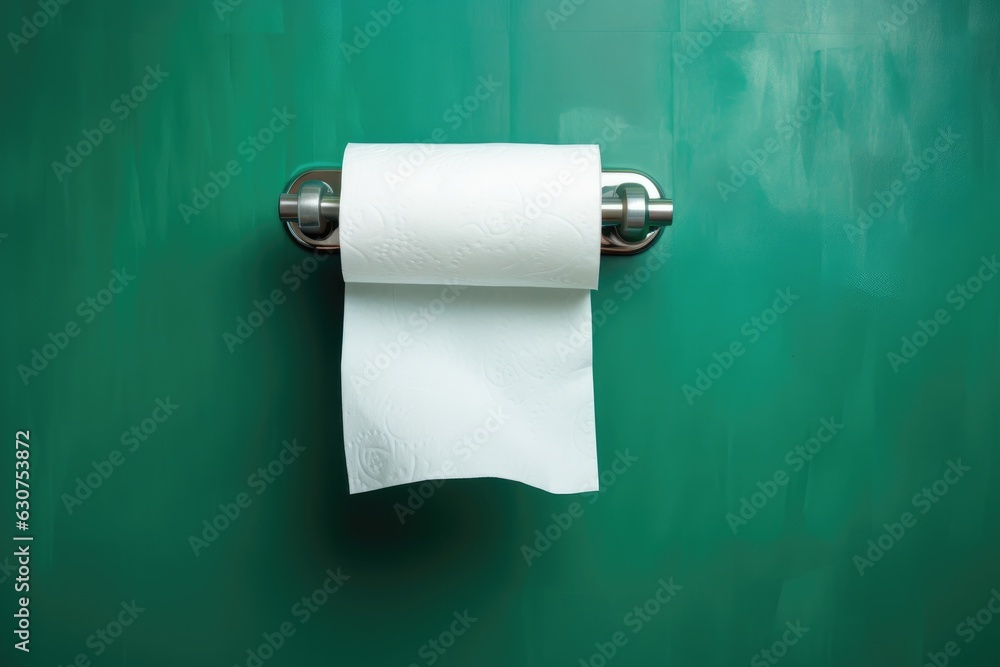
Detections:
279,168,673,255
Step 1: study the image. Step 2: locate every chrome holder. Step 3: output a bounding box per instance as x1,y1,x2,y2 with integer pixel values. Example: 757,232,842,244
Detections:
279,168,672,256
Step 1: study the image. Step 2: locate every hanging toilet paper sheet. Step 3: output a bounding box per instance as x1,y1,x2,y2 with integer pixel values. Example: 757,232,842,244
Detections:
339,143,601,494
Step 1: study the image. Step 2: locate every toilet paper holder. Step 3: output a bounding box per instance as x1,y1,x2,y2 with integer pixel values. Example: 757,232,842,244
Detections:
278,168,673,256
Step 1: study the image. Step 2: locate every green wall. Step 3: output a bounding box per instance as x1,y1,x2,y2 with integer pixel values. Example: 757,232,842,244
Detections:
1,1,998,665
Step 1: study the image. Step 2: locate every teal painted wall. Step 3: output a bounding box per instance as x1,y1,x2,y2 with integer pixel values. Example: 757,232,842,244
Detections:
1,1,998,665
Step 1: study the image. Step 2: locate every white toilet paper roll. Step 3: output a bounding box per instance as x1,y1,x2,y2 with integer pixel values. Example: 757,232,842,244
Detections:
339,143,601,495
340,143,601,289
